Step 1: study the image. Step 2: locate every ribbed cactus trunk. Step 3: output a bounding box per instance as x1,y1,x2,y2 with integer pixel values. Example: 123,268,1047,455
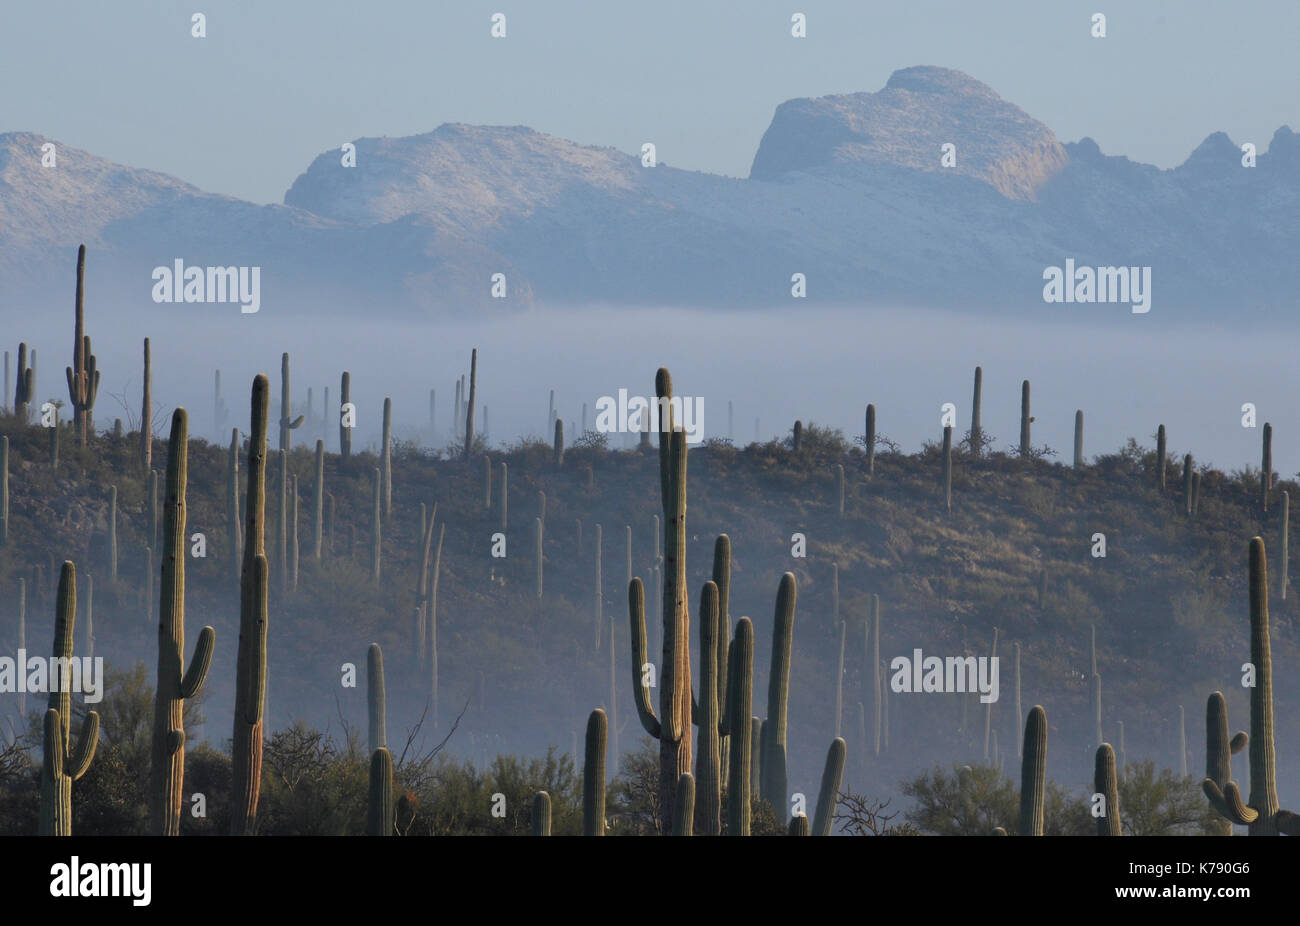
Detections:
339,371,352,466
1183,454,1194,515
694,581,722,835
147,469,159,547
278,353,305,452
812,737,846,836
983,627,998,761
833,597,844,741
428,523,445,729
836,463,846,517
464,348,477,457
227,429,242,583
583,708,607,836
865,404,876,474
312,440,324,560
1246,538,1278,833
608,613,619,778
107,485,118,580
1018,380,1030,456
970,366,983,456
1091,672,1103,749
554,418,564,465
792,420,802,452
67,245,98,446
38,562,100,835
141,338,152,472
725,618,753,836
532,791,551,836
1262,423,1273,512
149,408,216,836
1204,691,1246,836
381,397,392,517
370,468,382,583
673,773,695,836
941,425,953,514
367,747,393,836
287,474,299,592
14,342,33,422
1014,642,1022,758
1094,744,1121,835
274,450,287,598
1019,705,1046,835
713,534,731,789
871,594,881,756
1074,410,1084,467
231,375,270,835
762,573,796,822
659,417,692,833
1156,424,1167,490
367,643,386,754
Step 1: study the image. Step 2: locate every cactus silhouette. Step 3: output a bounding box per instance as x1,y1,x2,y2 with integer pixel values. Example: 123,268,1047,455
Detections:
367,643,386,754
812,737,846,836
65,245,99,446
278,353,305,452
1203,691,1248,836
532,791,552,836
583,708,607,836
1019,705,1046,835
367,747,394,836
1094,744,1121,835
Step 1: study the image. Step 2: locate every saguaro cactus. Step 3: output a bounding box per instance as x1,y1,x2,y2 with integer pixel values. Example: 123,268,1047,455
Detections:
147,469,159,547
762,573,797,821
594,523,603,650
428,523,445,729
724,617,754,836
1183,454,1194,516
1282,491,1290,599
970,366,983,456
367,747,394,836
381,397,392,517
865,404,876,474
483,455,492,509
1202,537,1300,835
627,369,694,832
312,440,324,560
694,581,722,836
370,468,382,582
367,643,386,754
1,435,8,546
1018,380,1030,456
14,342,33,421
65,245,99,446
812,737,846,836
1204,691,1248,836
1156,424,1167,490
108,484,118,580
1094,744,1121,836
339,371,352,465
38,563,99,836
1074,410,1084,467
1019,705,1046,835
673,773,695,836
941,425,953,514
149,408,216,836
583,708,607,836
1262,423,1273,512
464,348,477,457
278,353,305,451
554,418,564,465
871,594,881,756
227,430,242,580
141,338,152,471
532,791,552,836
231,374,270,835
792,420,803,452
498,461,508,533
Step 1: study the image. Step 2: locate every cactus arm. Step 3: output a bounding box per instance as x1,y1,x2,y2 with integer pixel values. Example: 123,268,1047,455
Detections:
67,711,99,780
288,414,304,429
1202,778,1258,825
811,737,846,836
179,626,216,699
1231,732,1248,754
627,577,662,738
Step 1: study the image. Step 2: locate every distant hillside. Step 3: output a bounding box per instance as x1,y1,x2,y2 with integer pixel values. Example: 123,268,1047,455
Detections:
1,388,1296,812
3,66,1298,315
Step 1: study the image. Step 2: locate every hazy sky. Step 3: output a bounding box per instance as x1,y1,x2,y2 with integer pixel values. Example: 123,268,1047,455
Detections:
3,0,1297,204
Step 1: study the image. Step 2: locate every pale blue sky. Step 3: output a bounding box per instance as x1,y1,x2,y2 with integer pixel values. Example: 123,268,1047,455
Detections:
2,0,1297,203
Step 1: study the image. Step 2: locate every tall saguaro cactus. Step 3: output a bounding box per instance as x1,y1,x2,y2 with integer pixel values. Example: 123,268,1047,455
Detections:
1203,691,1248,836
627,369,695,833
149,408,216,836
1019,705,1046,835
367,643,386,754
231,375,270,835
1074,410,1084,467
724,617,754,835
969,365,983,456
312,440,324,560
367,747,393,836
762,572,797,821
1261,423,1273,512
464,348,477,457
39,563,100,835
1202,537,1300,835
370,468,382,583
941,425,953,513
1094,744,1121,836
583,708,607,836
865,404,876,474
1155,424,1167,490
812,737,846,836
694,581,722,835
65,245,99,446
1,435,8,547
381,397,392,517
140,338,152,471
1018,380,1031,456
227,429,242,581
339,371,353,466
278,353,305,452
14,342,33,421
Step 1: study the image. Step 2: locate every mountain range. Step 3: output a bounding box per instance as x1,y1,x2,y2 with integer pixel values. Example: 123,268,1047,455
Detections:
2,65,1294,319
